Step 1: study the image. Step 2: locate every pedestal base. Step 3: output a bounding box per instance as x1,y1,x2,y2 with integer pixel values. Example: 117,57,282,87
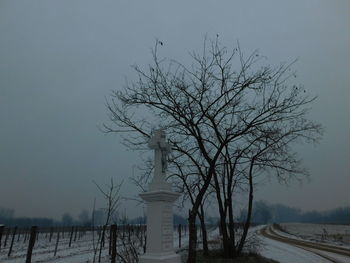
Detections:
139,190,181,263
139,252,181,263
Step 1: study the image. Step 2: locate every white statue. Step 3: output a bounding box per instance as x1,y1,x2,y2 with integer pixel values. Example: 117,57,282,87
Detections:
139,128,181,263
148,129,171,187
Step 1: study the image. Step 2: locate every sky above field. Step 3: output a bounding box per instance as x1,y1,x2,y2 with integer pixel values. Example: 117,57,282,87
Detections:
0,0,349,220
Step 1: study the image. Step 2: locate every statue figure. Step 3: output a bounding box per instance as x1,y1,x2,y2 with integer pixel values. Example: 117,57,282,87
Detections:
148,129,171,184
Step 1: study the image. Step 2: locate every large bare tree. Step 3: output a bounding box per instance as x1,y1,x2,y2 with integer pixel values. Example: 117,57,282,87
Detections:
104,37,322,262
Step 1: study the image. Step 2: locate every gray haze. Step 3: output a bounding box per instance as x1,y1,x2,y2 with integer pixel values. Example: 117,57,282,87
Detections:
0,1,349,220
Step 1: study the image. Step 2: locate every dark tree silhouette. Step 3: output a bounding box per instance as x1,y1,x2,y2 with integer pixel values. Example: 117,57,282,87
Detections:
61,212,73,226
104,37,322,262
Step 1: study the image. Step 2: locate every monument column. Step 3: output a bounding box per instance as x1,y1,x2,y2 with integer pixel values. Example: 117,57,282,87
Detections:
139,129,181,263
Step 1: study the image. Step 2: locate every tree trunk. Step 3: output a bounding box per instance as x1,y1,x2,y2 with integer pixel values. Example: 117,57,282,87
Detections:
98,225,106,263
213,172,232,257
186,162,219,263
219,215,233,257
198,205,209,256
187,210,197,263
227,196,237,256
237,159,255,254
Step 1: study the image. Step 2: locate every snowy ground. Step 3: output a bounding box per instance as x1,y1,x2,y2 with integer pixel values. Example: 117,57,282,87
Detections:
3,224,350,263
0,228,190,263
280,223,350,247
0,231,109,263
258,234,330,263
256,224,350,263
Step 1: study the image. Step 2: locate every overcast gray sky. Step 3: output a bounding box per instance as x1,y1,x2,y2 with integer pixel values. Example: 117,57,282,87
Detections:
0,0,349,220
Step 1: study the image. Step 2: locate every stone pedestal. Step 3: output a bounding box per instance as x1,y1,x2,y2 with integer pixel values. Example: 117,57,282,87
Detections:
139,190,181,263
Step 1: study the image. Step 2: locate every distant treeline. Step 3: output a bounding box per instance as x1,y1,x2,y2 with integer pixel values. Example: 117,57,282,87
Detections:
0,207,192,227
242,201,350,224
0,215,55,227
0,208,91,227
3,203,350,227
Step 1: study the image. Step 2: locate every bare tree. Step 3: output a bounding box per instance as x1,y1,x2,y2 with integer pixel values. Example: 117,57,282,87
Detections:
116,214,140,263
78,210,90,226
170,157,214,256
61,212,74,226
206,67,322,256
92,178,123,263
104,37,322,262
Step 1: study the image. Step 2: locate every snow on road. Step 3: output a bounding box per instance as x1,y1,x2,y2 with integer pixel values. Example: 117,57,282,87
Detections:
258,232,331,263
256,224,350,263
280,223,350,249
306,247,350,263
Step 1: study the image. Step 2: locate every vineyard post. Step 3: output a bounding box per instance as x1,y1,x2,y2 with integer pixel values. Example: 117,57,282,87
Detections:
54,230,60,256
24,228,28,243
98,226,101,242
25,226,37,263
127,224,131,243
0,225,4,251
101,225,106,248
109,225,112,255
74,226,78,242
8,226,17,257
178,224,181,248
111,224,117,263
17,228,20,242
49,227,53,242
140,225,143,248
4,227,10,247
69,226,74,247
138,224,141,244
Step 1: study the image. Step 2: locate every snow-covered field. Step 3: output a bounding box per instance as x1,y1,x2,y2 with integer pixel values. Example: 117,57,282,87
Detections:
3,224,350,263
0,231,109,263
280,223,350,247
0,228,189,263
